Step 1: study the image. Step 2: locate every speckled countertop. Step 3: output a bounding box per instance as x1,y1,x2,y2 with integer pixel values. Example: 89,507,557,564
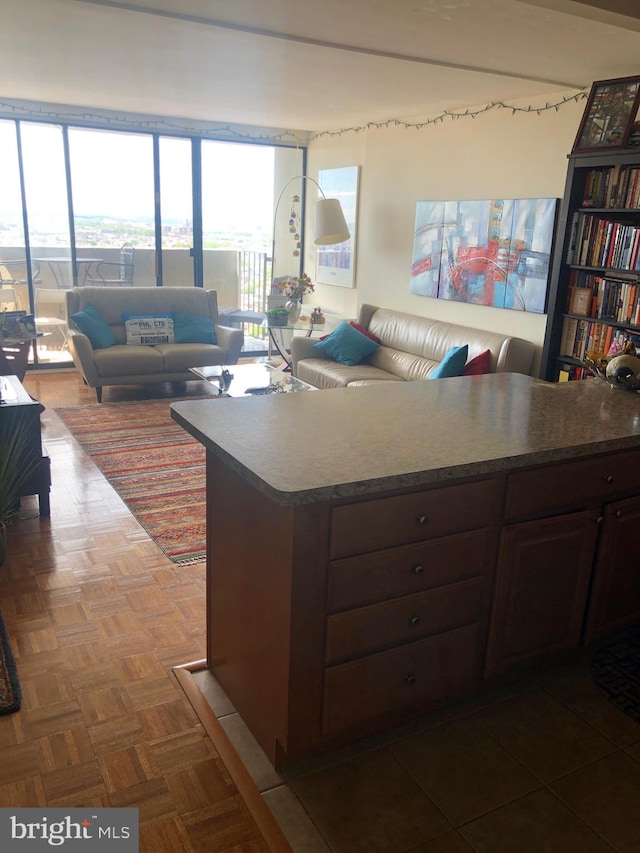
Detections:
171,373,640,505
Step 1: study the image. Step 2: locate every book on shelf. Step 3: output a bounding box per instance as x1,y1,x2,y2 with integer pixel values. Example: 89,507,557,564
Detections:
560,317,579,357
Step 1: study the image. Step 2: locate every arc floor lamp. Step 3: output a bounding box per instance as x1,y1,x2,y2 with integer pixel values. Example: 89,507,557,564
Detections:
271,174,350,285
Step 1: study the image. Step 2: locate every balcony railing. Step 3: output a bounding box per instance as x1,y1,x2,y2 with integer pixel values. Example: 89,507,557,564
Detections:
0,246,272,365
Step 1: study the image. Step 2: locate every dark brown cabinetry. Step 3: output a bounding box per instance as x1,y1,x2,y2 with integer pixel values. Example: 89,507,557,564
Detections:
205,444,640,767
584,494,640,642
486,448,640,679
0,374,50,516
484,511,599,678
322,480,499,739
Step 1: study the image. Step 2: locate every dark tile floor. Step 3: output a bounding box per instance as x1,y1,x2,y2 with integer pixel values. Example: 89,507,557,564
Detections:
193,651,640,853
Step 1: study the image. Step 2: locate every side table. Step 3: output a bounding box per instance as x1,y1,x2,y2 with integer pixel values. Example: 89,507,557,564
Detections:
0,375,51,517
0,338,33,382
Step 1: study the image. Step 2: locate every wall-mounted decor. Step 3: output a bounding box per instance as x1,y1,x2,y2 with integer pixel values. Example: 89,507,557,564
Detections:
316,166,359,288
410,197,558,314
573,76,640,154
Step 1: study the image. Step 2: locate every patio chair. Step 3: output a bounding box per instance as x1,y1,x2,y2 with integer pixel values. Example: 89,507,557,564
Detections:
0,259,41,286
86,243,135,286
0,286,18,311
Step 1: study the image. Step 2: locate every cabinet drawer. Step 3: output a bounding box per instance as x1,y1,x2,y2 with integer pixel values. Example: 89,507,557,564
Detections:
328,528,491,612
323,623,479,736
330,478,497,559
505,449,640,520
326,577,483,664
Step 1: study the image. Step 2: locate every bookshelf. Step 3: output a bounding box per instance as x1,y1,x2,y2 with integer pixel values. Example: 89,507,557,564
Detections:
541,148,640,381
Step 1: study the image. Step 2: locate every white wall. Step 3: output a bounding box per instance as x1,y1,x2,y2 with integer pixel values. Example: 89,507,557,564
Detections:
306,92,585,376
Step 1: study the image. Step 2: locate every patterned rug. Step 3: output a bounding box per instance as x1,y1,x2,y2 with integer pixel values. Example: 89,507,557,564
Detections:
591,627,640,724
0,610,21,715
56,400,210,563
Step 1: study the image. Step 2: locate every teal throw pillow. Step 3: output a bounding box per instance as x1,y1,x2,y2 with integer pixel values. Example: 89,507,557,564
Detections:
173,313,217,344
70,304,117,349
314,320,380,366
430,345,469,379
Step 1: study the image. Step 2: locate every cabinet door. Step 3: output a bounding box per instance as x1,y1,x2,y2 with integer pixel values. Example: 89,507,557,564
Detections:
584,495,640,642
484,510,599,679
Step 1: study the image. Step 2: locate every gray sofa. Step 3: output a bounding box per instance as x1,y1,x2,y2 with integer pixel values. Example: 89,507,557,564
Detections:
66,286,243,402
291,303,535,388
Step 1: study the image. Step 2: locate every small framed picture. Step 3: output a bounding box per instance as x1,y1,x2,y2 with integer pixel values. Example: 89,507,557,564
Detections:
573,77,640,153
568,287,591,316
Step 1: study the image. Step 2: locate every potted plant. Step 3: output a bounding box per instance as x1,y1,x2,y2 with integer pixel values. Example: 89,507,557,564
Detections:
0,411,40,566
266,307,290,327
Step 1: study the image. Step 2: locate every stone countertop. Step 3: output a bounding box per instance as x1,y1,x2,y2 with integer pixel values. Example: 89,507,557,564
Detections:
171,373,640,505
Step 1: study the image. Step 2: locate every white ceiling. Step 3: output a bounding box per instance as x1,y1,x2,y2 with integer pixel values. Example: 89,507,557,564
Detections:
3,0,640,133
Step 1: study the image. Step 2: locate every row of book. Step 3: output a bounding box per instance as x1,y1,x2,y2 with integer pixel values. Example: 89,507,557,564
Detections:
565,270,640,325
568,213,640,270
581,164,640,209
558,363,594,382
560,318,632,361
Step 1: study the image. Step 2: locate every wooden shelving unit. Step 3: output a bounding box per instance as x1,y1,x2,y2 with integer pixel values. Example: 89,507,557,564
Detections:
540,149,640,381
541,76,640,381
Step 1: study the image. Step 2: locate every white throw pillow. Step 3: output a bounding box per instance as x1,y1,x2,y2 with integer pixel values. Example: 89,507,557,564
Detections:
123,315,175,345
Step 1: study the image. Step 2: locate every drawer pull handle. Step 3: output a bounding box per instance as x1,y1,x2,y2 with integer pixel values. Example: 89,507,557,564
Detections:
604,475,614,483
417,515,428,526
595,515,604,524
409,614,421,626
404,674,416,686
615,509,622,518
412,565,425,575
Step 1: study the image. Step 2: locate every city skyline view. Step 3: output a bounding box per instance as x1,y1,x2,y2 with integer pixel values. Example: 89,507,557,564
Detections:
0,121,282,255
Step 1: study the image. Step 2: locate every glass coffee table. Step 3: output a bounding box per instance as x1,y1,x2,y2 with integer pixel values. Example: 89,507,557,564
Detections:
190,362,317,397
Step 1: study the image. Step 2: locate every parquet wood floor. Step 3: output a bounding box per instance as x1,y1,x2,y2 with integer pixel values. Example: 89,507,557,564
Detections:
0,370,274,852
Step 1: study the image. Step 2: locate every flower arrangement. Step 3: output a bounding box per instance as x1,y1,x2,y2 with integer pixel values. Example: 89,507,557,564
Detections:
275,272,315,302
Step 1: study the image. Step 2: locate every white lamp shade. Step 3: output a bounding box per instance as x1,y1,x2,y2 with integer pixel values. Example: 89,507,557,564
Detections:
314,198,350,245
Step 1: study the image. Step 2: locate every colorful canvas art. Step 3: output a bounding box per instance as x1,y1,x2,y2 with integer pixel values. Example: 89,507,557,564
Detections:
410,198,557,313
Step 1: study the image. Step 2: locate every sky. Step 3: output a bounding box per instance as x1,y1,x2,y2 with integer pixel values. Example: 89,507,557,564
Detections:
0,121,277,234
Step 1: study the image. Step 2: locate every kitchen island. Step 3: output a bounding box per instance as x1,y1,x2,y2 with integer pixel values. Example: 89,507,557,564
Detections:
172,373,640,766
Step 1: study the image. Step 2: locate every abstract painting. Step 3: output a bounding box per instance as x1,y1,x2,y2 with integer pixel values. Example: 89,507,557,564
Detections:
410,198,557,313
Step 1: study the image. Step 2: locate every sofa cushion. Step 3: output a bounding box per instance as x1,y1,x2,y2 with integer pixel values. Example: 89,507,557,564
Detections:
349,320,381,344
314,321,380,366
123,314,175,345
93,344,164,377
430,345,468,379
173,313,217,344
368,346,437,381
70,305,117,349
296,358,404,389
463,348,491,376
157,342,228,371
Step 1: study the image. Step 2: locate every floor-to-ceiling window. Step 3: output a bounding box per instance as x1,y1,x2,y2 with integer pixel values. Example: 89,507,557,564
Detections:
69,128,156,291
158,136,193,288
20,123,73,364
0,115,304,371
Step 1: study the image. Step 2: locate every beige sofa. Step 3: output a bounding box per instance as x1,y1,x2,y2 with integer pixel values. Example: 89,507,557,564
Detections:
291,303,535,389
66,286,243,402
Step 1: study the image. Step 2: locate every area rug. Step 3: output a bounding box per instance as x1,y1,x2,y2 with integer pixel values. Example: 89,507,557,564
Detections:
56,400,209,563
591,627,640,724
0,610,21,715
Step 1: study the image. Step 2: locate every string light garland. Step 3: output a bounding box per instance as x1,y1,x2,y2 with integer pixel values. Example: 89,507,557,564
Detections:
0,91,587,145
0,99,309,145
310,91,588,141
